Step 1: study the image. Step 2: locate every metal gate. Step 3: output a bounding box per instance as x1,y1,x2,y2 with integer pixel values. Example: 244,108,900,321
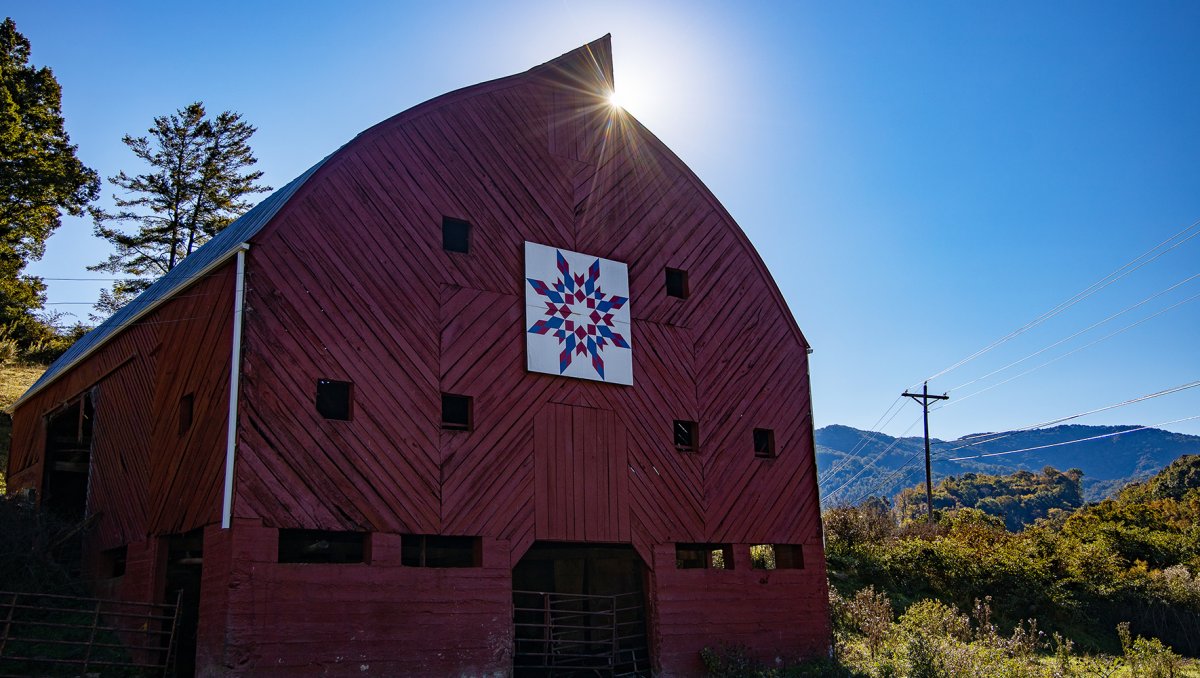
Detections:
513,589,649,677
0,590,181,677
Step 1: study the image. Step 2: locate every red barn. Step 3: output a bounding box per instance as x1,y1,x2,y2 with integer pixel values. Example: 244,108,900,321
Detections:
6,36,829,676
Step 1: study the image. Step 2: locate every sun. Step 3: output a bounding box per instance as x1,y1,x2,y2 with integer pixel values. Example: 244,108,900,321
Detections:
607,90,623,109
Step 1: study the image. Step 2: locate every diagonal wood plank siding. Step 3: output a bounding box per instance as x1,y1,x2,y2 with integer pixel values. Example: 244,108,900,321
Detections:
7,266,235,547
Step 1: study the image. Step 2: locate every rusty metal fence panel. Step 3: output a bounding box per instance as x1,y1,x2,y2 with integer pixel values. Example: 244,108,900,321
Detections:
513,590,649,677
0,590,181,677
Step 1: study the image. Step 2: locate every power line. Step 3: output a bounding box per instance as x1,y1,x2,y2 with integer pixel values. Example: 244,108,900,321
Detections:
913,218,1200,389
943,272,1200,395
947,414,1200,462
938,290,1200,410
845,448,927,505
820,413,923,503
820,395,906,487
942,379,1200,454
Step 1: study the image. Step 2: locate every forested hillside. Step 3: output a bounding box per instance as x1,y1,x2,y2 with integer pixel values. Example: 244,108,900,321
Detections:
817,424,1200,505
894,466,1084,530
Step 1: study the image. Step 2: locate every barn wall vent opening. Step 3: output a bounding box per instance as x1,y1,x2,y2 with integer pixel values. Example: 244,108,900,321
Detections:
442,217,471,253
441,393,472,430
753,428,776,458
401,534,480,567
315,379,352,420
751,544,804,569
673,420,698,452
278,529,367,564
675,543,733,570
665,268,689,299
178,393,194,435
101,545,128,578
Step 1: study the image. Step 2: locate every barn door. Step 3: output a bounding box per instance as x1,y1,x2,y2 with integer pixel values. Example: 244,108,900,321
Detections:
512,543,650,677
533,404,629,542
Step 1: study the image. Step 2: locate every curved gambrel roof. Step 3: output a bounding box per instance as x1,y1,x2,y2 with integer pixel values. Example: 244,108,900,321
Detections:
16,34,807,410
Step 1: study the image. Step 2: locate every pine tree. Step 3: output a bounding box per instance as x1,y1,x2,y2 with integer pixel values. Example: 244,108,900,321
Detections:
0,17,100,347
89,102,269,314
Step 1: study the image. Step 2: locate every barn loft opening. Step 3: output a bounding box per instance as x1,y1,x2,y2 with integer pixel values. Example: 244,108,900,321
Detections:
753,428,776,458
41,392,95,519
401,534,480,567
441,393,472,430
278,529,367,564
512,542,650,676
315,379,352,420
665,267,688,299
673,420,697,452
442,216,471,253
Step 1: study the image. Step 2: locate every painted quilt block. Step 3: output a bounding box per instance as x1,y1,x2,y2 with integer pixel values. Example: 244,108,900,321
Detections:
524,241,632,385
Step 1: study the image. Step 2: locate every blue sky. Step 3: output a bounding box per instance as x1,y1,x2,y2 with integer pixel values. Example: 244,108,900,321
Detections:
9,1,1200,440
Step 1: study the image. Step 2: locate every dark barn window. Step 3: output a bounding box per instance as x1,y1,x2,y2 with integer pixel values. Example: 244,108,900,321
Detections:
178,393,194,435
753,544,804,570
441,393,472,430
278,529,366,564
673,420,698,452
675,543,733,570
442,216,471,253
665,268,689,299
401,535,480,567
102,545,128,578
316,379,352,420
753,428,776,458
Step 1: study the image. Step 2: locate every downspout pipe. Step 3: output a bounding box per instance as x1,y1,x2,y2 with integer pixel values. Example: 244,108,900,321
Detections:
221,245,249,529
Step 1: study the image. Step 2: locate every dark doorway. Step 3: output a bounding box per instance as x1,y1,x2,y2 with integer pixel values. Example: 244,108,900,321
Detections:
41,393,95,520
163,530,203,677
513,543,650,677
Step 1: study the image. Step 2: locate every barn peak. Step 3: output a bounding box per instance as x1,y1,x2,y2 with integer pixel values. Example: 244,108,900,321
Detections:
533,34,614,95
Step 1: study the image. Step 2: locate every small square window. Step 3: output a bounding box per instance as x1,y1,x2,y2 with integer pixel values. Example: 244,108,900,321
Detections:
673,420,698,452
665,268,689,299
442,216,471,253
442,393,472,430
316,379,352,421
753,428,776,458
178,393,194,435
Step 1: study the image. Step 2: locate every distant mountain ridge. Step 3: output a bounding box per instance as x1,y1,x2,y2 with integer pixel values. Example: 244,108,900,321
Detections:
815,423,1200,504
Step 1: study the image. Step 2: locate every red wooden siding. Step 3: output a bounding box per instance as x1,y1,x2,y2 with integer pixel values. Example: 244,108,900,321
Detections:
534,403,629,542
7,266,235,550
198,522,512,676
648,543,830,673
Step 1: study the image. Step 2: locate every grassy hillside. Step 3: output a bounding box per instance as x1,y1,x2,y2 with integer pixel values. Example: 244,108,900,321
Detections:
0,364,45,494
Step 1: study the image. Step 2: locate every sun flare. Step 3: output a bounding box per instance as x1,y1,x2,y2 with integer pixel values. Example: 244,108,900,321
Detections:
607,90,623,109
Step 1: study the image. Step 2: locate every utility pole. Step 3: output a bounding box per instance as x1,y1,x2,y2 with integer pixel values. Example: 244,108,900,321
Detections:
902,382,949,524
